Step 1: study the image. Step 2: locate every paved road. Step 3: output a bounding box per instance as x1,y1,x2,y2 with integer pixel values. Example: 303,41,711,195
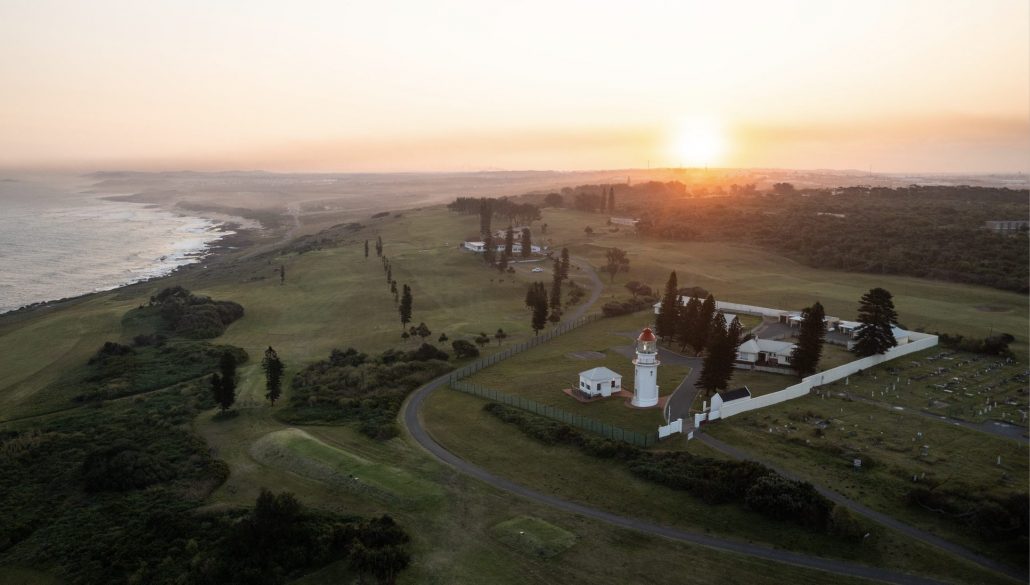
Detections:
402,371,968,585
697,433,1027,583
659,346,704,425
397,260,1017,585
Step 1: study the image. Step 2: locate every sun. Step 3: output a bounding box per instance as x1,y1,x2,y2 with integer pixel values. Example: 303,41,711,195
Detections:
669,117,728,167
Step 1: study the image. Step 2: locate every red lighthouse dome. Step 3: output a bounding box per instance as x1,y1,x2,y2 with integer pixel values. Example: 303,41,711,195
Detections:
637,327,656,342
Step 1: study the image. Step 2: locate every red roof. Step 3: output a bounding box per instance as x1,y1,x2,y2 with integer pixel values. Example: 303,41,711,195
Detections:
638,327,656,342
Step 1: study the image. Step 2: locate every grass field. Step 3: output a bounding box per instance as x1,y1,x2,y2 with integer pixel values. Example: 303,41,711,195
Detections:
823,347,1028,425
422,387,1017,585
704,389,1029,568
461,313,685,432
1,203,1027,584
538,209,1030,356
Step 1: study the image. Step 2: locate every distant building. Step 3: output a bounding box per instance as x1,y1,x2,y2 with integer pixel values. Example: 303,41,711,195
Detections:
494,227,531,241
984,220,1029,234
609,217,639,227
462,240,542,254
578,367,622,398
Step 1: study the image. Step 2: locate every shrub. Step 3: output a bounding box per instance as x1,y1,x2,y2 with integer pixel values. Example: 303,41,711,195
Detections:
452,339,480,358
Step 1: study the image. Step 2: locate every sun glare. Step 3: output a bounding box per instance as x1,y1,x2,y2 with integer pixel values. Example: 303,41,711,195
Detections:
670,117,728,167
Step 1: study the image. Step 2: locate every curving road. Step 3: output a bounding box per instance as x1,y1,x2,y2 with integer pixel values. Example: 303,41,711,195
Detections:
399,258,1020,585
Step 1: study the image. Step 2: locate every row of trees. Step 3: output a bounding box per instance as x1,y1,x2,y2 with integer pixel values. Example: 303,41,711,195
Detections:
446,196,542,233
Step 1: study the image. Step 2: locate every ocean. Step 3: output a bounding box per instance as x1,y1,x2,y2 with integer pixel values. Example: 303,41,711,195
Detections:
0,176,235,314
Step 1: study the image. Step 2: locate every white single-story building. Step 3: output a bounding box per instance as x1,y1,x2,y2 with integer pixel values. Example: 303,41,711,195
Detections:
578,367,622,397
835,321,911,345
710,386,751,417
736,338,796,366
494,227,531,241
610,217,639,227
785,312,840,331
463,241,543,255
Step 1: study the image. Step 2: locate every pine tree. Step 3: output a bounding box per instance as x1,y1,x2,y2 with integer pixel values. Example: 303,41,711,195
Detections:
399,284,413,330
262,346,284,406
494,328,507,345
790,301,827,376
696,314,728,397
607,186,615,213
504,226,515,259
414,322,431,342
692,294,717,353
479,198,493,236
364,240,369,259
549,258,563,312
483,234,495,265
526,282,549,335
214,351,237,411
559,248,570,280
656,271,679,340
210,373,223,410
676,296,701,352
520,228,532,258
853,288,898,357
375,236,383,257
279,265,285,285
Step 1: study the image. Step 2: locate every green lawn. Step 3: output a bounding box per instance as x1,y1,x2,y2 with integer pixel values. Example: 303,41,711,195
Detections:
538,208,1029,356
462,313,686,433
491,516,578,559
422,386,1015,585
705,390,1030,569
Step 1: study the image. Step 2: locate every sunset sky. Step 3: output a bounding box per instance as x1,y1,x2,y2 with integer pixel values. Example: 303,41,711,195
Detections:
1,0,1027,173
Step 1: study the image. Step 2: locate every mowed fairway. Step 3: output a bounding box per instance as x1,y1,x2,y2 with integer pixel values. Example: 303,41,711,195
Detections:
539,209,1029,354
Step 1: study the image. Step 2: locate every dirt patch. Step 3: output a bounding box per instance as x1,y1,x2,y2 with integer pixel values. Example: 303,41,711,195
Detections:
975,305,1011,312
566,350,605,360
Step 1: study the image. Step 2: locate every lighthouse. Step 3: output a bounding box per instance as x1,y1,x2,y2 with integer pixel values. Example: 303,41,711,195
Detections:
632,327,660,407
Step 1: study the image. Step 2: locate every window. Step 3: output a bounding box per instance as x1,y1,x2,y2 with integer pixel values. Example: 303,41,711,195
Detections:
611,381,615,388
596,383,601,391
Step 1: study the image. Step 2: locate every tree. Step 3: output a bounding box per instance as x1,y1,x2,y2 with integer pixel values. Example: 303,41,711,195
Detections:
655,271,679,340
549,259,563,312
474,332,491,347
772,182,795,195
559,248,570,280
520,228,532,258
504,226,515,259
494,328,507,345
399,284,413,330
212,351,237,411
543,193,563,208
364,240,369,259
790,302,827,376
376,235,384,257
438,333,449,343
525,282,549,335
452,339,479,358
262,346,284,406
603,247,630,282
607,186,615,213
483,234,496,265
625,280,642,297
853,288,899,357
479,198,493,236
584,226,594,236
541,223,548,234
696,313,739,396
279,264,285,285
413,322,431,342
676,295,701,352
691,294,717,353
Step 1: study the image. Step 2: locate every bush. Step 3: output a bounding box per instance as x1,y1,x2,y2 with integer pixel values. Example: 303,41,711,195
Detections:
744,474,833,530
451,339,480,359
88,341,134,364
81,443,175,492
407,343,449,362
148,286,245,339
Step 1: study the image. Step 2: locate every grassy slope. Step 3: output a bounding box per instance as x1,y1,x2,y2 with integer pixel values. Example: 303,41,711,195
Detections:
543,209,1029,355
1,204,1025,584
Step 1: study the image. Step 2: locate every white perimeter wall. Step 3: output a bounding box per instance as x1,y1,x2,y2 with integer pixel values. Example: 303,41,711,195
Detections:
714,301,787,318
709,332,939,421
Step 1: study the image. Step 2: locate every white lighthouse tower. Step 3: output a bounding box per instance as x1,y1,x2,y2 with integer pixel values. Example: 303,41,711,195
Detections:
632,327,660,407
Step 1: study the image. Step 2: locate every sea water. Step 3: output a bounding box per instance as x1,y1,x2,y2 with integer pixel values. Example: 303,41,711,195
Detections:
0,176,233,314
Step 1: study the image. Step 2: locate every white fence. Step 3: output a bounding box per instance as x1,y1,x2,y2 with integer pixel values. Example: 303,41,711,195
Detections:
714,301,788,319
705,332,939,421
658,418,683,438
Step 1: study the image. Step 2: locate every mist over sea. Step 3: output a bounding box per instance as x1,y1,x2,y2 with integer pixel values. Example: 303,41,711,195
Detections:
0,176,233,314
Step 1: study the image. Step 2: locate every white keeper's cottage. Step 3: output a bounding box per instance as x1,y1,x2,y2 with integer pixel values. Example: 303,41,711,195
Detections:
577,367,622,397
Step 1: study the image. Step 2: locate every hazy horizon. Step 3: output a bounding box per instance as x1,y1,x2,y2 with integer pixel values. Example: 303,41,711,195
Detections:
2,0,1028,173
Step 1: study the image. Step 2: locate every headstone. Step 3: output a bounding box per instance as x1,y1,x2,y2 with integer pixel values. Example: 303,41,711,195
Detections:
853,459,862,469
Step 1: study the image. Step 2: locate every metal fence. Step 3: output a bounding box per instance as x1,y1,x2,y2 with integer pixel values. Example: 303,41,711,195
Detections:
448,313,658,447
